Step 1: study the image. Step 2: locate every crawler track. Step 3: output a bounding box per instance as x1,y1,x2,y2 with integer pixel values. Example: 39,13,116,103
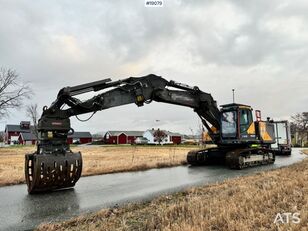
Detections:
187,147,275,169
225,148,275,169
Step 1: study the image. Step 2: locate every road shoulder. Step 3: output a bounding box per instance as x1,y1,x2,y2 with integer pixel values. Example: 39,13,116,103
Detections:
37,151,308,231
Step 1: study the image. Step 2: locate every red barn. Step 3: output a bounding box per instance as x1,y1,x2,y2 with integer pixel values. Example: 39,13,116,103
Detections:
18,132,37,145
170,133,182,144
4,121,32,144
67,132,92,144
104,131,144,144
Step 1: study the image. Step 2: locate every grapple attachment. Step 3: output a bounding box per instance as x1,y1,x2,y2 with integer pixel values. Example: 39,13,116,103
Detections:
25,152,82,194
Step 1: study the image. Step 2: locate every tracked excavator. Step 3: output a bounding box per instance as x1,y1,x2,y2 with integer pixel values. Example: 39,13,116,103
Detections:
25,74,282,193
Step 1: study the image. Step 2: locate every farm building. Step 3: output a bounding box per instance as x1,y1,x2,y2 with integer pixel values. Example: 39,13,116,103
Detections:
4,121,92,145
18,132,37,145
18,131,92,145
67,132,93,144
4,121,33,144
143,129,182,145
104,131,144,144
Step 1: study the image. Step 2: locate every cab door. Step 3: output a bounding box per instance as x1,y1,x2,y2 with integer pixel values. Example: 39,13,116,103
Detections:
239,108,256,141
221,110,238,139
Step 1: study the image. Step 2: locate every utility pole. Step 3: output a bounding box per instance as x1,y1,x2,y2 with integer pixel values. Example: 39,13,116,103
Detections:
232,89,235,103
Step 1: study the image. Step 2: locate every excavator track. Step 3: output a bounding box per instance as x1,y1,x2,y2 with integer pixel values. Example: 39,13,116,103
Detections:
187,147,275,169
225,148,275,169
25,152,82,193
187,148,227,166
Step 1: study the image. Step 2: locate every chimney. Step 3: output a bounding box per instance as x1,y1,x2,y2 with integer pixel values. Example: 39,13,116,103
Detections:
20,121,30,129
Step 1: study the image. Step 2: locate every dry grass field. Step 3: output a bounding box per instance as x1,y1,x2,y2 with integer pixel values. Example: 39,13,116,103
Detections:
37,154,308,231
0,145,200,186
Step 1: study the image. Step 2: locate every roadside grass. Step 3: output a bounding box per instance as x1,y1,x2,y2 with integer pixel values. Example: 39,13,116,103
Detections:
80,145,201,176
37,157,308,231
0,145,202,186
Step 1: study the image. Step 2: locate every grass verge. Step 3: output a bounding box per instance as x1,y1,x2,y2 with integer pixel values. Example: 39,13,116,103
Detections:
302,149,308,155
0,145,202,186
37,156,307,231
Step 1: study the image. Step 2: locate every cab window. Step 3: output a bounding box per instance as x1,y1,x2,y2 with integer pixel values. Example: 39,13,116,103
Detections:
240,109,252,133
221,111,237,138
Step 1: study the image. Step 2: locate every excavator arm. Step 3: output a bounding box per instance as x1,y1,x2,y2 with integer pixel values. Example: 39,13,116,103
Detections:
26,74,221,193
44,75,220,124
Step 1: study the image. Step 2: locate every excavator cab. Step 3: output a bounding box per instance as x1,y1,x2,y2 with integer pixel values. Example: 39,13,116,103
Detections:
220,104,257,145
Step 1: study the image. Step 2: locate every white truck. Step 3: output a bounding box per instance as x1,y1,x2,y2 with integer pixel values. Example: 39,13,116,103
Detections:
271,120,292,155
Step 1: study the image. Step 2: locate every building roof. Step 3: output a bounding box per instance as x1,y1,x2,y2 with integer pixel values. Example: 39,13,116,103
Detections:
68,132,92,139
106,131,144,137
166,131,182,137
145,129,182,137
183,134,200,139
5,124,33,133
220,103,252,111
19,132,37,141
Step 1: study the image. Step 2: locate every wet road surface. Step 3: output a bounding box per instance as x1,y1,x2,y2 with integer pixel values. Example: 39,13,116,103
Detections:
0,148,306,231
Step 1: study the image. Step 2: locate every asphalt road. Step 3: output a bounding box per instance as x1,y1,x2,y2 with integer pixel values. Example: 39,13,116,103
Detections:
0,148,306,231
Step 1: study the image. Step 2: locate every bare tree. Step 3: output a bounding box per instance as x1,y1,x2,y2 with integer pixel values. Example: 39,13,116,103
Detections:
291,112,308,146
26,104,39,139
153,128,167,145
0,68,32,117
0,131,4,143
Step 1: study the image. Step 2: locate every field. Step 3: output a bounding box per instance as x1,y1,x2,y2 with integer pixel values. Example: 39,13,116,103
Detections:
37,150,308,231
0,145,200,186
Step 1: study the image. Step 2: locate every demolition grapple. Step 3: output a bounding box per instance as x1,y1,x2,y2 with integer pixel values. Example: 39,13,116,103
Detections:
25,117,82,193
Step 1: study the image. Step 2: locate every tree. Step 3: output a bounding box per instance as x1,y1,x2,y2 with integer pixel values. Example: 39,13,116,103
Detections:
0,131,4,143
291,112,308,147
26,104,39,139
0,68,32,117
153,128,167,145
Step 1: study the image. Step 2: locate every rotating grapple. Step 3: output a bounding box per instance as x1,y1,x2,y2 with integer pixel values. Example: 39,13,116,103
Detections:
25,117,82,193
25,151,82,193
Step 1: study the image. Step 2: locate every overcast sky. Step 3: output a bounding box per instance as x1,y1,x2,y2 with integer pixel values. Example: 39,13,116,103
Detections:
0,0,307,134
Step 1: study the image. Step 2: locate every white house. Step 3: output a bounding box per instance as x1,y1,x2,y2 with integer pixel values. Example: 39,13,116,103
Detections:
143,129,182,145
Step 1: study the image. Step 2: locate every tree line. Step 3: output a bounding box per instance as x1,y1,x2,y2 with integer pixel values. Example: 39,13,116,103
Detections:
291,112,308,147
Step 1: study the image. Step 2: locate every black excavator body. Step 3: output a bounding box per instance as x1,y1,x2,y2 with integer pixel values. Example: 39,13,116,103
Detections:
25,74,289,193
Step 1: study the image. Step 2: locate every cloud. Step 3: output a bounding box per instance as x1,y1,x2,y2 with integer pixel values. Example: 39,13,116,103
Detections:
0,0,307,134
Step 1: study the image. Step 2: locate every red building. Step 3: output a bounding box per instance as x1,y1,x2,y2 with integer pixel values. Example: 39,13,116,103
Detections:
18,132,37,145
67,132,92,144
170,134,182,144
4,121,32,144
104,131,144,144
4,122,92,145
